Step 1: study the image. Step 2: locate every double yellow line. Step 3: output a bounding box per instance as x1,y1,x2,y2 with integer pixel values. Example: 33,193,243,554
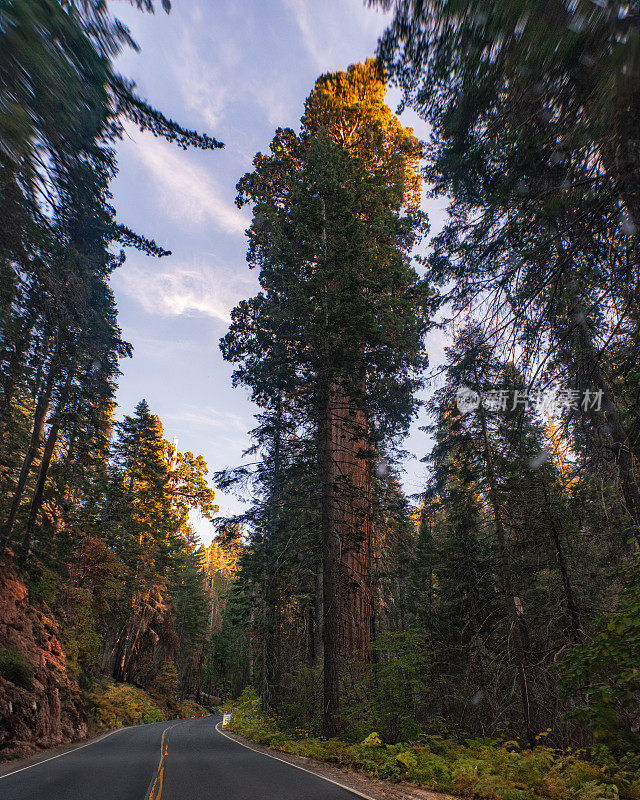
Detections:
146,722,180,800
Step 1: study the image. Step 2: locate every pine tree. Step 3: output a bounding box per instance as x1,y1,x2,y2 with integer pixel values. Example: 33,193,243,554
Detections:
374,0,640,543
0,0,222,574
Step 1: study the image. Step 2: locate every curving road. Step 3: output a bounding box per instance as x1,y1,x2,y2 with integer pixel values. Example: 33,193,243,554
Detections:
0,716,366,800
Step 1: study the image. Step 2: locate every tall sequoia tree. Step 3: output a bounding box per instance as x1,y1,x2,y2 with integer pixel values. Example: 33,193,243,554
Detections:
221,60,431,732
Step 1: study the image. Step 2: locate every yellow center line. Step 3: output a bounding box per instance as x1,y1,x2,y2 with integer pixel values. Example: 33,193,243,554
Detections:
146,722,180,800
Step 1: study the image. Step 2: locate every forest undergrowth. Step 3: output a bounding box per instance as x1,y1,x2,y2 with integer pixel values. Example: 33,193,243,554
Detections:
228,689,635,800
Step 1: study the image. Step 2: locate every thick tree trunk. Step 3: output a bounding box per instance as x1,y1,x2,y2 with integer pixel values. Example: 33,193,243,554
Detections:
327,380,372,661
320,378,373,734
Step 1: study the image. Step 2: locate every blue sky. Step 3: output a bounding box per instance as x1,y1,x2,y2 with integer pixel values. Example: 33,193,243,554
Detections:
110,0,448,544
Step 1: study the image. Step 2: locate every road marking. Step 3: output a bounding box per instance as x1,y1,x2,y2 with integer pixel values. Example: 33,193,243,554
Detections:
215,722,377,800
144,721,181,800
0,728,125,781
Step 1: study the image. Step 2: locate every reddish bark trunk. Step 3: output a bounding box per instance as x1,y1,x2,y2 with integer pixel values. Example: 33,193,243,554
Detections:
320,378,374,733
326,380,372,662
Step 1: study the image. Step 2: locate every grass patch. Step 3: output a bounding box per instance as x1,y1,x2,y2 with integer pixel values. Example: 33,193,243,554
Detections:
227,689,639,800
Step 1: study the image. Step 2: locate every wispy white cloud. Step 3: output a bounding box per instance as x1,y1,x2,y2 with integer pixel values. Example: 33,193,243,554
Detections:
175,5,241,130
176,6,298,146
124,127,248,234
248,74,297,129
116,260,259,323
284,0,390,71
176,50,228,131
284,0,328,70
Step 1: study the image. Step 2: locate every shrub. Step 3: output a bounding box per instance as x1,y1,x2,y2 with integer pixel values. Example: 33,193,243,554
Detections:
178,700,208,718
89,682,165,728
0,647,33,689
142,706,163,724
396,750,418,771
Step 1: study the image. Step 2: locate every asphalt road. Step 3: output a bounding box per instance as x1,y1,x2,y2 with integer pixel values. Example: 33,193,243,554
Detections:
0,716,366,800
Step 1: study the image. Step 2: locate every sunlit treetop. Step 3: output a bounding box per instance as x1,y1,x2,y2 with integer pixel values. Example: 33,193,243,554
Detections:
302,59,422,212
241,60,423,218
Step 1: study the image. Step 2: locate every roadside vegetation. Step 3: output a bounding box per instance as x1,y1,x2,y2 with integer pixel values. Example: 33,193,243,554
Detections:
88,680,208,729
228,689,637,800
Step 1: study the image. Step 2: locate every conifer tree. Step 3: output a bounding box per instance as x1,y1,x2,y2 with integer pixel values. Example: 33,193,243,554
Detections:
221,60,430,731
1,0,222,571
99,401,215,685
374,0,640,543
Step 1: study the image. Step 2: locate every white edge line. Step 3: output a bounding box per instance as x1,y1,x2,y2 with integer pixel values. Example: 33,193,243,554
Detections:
0,727,126,781
215,722,377,800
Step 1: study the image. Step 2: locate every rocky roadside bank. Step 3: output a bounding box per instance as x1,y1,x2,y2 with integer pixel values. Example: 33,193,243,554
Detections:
0,566,88,759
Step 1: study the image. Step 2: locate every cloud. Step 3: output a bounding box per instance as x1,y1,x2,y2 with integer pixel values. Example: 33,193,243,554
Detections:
124,127,248,234
247,74,297,129
176,51,228,131
284,0,390,71
284,0,328,70
175,6,241,130
116,260,259,323
176,5,297,146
